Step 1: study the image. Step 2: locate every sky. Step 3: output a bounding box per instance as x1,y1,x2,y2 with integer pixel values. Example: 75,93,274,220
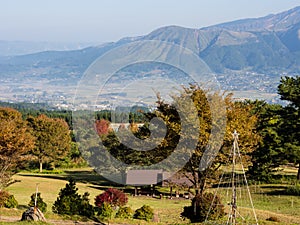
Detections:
1,0,300,43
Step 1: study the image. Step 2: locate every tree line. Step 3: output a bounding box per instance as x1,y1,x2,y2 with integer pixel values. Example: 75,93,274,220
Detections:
0,104,150,189
90,76,300,193
0,76,299,192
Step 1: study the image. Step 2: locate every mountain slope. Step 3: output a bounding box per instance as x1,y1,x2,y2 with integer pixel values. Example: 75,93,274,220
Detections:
141,25,299,73
1,6,300,104
208,6,300,32
2,6,300,75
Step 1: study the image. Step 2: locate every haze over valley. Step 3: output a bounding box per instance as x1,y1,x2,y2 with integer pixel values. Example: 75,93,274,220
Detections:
1,6,300,108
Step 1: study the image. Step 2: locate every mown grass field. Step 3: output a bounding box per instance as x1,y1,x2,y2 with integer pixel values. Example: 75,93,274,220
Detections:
0,167,300,225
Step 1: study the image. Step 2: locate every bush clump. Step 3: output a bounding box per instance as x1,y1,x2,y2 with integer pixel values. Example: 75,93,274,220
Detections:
285,185,300,196
133,205,154,221
28,192,47,212
96,202,114,219
181,192,225,223
0,190,18,208
52,179,94,218
116,206,134,219
5,195,18,208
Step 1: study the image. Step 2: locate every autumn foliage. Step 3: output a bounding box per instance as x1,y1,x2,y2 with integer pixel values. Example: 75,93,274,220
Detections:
0,107,35,189
95,188,128,208
95,119,111,136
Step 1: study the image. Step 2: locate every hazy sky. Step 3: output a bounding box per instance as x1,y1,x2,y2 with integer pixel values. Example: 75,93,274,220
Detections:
1,0,300,43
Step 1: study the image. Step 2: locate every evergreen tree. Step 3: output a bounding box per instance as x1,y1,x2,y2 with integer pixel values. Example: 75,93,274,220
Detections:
52,179,94,217
278,76,300,180
28,192,47,212
248,103,284,182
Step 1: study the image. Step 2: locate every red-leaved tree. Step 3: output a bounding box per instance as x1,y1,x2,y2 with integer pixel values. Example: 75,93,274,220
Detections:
95,119,111,136
95,188,128,208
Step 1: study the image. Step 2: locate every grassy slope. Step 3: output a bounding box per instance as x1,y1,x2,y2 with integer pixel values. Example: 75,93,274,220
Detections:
0,168,299,224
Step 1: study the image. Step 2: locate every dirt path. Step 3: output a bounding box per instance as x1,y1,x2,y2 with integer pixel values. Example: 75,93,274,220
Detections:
0,216,106,225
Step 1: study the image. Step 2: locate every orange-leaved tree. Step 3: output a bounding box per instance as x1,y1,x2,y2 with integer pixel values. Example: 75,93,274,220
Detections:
0,107,35,189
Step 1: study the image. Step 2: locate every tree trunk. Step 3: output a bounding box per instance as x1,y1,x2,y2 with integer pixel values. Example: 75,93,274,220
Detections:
195,183,199,195
39,160,43,173
198,171,207,196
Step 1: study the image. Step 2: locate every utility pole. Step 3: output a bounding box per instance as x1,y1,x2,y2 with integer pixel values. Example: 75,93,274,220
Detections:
34,183,39,213
229,130,238,225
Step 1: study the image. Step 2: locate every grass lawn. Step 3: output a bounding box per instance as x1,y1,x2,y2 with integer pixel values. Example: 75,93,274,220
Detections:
0,168,300,224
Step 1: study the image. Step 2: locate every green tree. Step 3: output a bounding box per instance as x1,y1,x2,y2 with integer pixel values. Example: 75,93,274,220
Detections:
278,76,300,180
0,107,35,190
248,102,284,182
27,114,71,172
52,179,94,218
278,76,300,108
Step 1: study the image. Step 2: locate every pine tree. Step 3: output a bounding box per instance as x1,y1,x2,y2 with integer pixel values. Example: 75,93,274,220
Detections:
28,192,47,212
52,179,94,217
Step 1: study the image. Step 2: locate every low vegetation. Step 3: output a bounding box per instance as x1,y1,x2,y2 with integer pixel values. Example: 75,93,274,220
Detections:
133,205,154,221
181,192,225,223
0,190,18,209
0,169,298,224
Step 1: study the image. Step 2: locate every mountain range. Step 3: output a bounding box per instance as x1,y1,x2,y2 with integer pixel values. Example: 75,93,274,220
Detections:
1,6,300,106
0,40,100,56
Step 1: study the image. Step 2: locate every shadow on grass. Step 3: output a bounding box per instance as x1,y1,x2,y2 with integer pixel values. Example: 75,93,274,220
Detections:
17,204,29,210
18,170,177,198
266,187,300,196
253,183,300,196
18,170,119,187
259,185,289,189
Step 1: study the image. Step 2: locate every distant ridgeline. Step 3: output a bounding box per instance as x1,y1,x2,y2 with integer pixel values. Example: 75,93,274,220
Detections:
0,101,149,128
1,7,300,104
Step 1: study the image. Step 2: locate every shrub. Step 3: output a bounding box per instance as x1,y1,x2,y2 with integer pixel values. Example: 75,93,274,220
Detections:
28,192,47,212
97,202,114,219
181,192,225,223
133,205,154,221
116,206,134,219
52,178,94,218
5,195,18,208
285,185,300,196
0,190,18,208
95,188,128,208
78,192,95,218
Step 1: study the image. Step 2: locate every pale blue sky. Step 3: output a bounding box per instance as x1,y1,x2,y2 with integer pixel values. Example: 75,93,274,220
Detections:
0,0,300,43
